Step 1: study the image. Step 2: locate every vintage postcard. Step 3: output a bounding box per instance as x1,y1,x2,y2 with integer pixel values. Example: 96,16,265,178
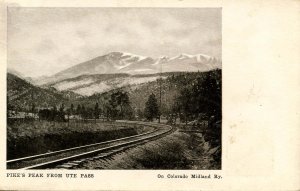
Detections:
6,7,222,171
0,0,299,190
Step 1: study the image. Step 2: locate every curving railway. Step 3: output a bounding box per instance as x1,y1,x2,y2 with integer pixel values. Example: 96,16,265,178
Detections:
7,121,175,170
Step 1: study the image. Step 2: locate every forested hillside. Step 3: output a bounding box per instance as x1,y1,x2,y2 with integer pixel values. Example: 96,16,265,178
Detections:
130,69,221,121
66,70,221,122
7,73,80,111
8,69,221,124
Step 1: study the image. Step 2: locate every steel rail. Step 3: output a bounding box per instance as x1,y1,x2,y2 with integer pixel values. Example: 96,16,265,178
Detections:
22,124,173,169
7,121,174,169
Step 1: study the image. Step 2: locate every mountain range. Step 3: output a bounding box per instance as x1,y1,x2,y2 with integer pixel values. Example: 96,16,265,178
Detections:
8,51,221,96
27,52,221,85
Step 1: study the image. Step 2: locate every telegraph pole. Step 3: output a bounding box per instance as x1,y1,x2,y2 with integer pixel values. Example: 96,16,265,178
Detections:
158,58,162,123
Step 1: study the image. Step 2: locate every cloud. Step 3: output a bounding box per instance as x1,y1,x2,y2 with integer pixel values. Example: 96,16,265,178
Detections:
35,39,56,54
8,8,221,77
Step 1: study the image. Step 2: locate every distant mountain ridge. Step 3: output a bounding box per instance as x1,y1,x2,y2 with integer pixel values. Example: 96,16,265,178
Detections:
8,51,221,96
7,68,25,79
32,51,221,85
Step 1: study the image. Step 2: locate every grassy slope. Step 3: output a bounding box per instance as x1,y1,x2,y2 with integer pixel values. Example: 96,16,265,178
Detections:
80,131,221,170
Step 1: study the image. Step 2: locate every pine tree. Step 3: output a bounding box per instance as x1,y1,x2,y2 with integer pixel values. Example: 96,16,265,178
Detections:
144,93,159,121
70,104,74,115
178,87,193,124
31,103,36,114
51,105,57,121
108,91,133,120
59,103,65,112
81,105,86,120
76,104,81,115
94,102,100,119
58,103,65,122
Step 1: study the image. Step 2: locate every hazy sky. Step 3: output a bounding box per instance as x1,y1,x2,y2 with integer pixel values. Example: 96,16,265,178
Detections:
8,8,221,77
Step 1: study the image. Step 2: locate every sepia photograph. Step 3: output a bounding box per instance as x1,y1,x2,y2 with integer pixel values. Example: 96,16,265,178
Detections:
6,7,222,170
2,0,300,190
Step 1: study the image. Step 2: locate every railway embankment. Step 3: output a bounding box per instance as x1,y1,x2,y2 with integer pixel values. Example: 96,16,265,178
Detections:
79,129,221,170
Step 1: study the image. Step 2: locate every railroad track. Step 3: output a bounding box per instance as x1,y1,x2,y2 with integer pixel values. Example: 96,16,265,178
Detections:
7,121,175,170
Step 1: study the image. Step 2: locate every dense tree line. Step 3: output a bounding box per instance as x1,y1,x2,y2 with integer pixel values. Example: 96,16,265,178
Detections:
106,91,134,120
168,69,222,124
36,90,135,122
140,70,221,124
39,106,66,122
173,70,222,159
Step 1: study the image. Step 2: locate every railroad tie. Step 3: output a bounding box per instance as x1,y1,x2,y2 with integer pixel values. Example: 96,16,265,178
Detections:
72,160,85,164
65,162,79,166
56,164,73,169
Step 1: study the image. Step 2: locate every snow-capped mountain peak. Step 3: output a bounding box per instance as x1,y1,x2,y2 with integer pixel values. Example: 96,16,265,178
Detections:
33,51,221,85
152,56,169,65
106,52,150,70
194,54,213,63
120,52,147,61
172,53,193,60
106,51,147,61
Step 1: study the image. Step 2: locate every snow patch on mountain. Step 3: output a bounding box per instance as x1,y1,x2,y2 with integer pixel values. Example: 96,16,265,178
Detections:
74,82,111,96
196,54,214,63
125,76,160,86
67,75,164,96
121,52,147,61
53,78,94,91
171,53,194,60
115,61,132,70
152,56,170,65
131,68,155,73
